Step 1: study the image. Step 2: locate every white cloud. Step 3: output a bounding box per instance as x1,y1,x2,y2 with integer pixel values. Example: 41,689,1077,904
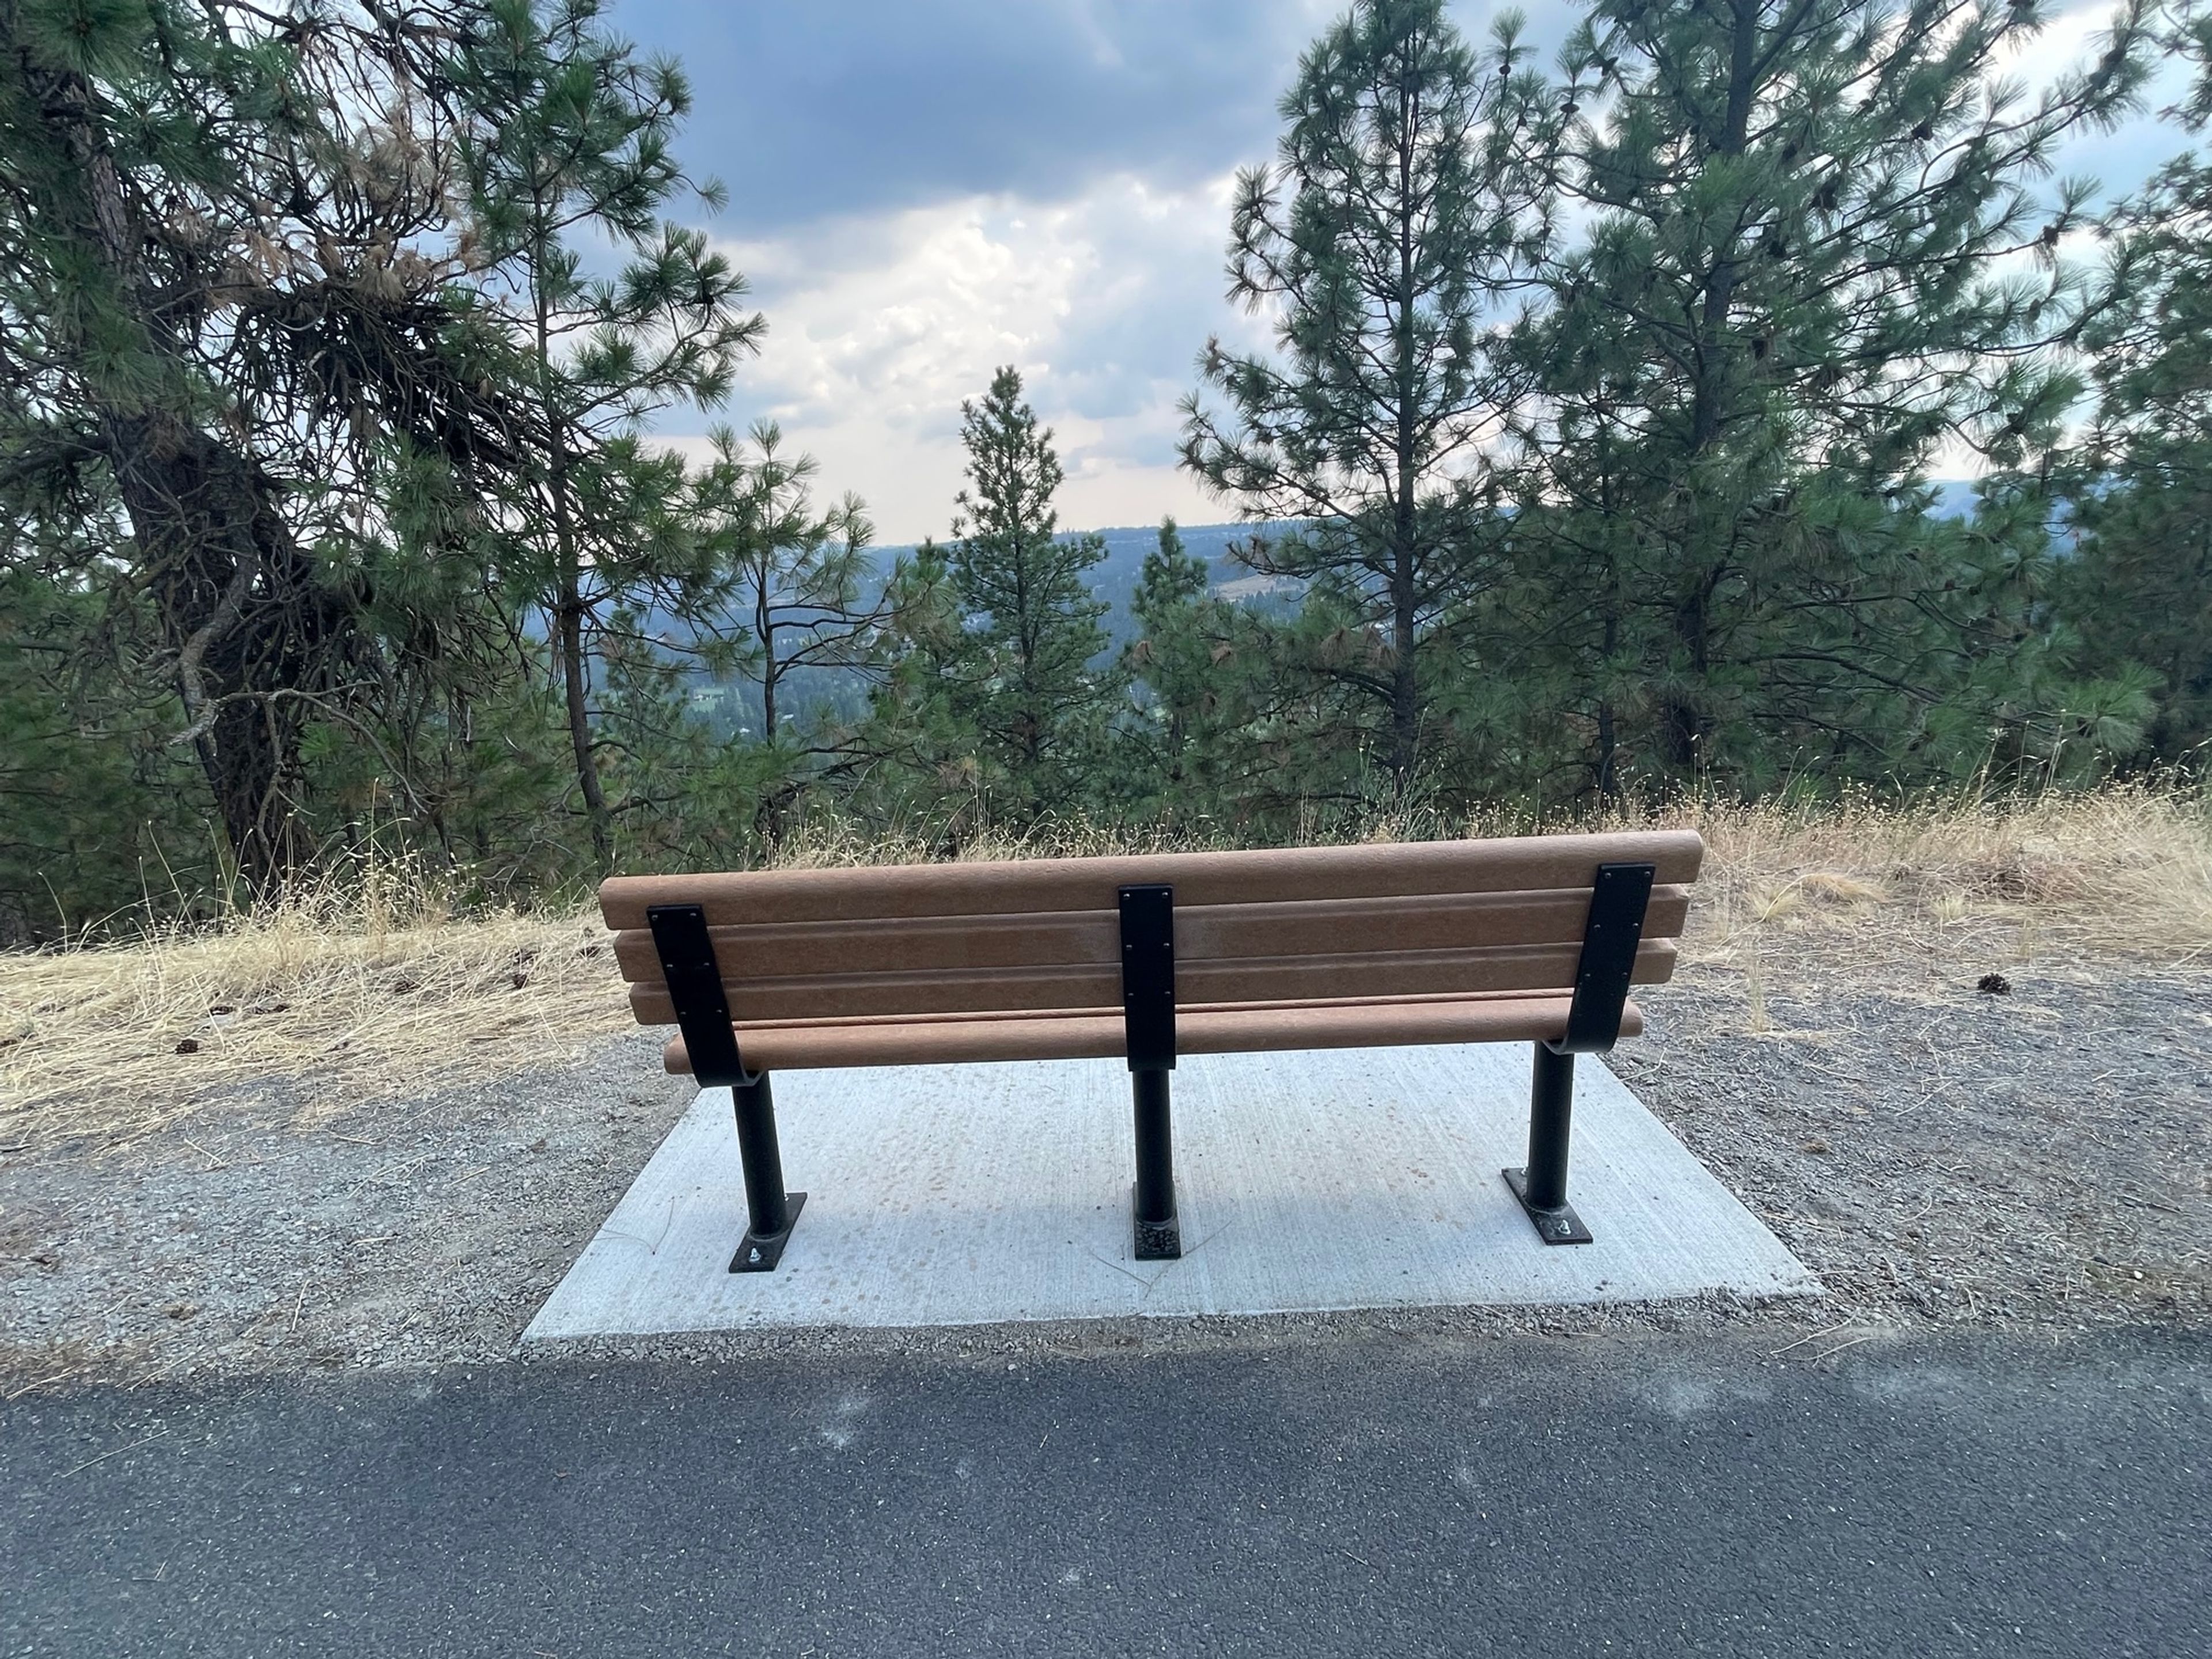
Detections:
1998,1,2128,79
676,172,1268,542
640,0,2190,538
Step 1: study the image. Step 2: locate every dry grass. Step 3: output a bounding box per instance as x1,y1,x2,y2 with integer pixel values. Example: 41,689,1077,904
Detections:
3,785,2207,1152
0,862,626,1150
1669,785,2212,981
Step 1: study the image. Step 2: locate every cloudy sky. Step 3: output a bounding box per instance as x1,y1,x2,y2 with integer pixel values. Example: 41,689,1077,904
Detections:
618,1,2184,543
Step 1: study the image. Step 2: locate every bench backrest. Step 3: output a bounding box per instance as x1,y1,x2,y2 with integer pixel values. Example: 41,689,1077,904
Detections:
601,831,1703,1032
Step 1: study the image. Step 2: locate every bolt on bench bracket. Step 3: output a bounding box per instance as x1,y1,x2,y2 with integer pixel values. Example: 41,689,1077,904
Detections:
1119,884,1181,1260
647,903,805,1271
1503,862,1656,1247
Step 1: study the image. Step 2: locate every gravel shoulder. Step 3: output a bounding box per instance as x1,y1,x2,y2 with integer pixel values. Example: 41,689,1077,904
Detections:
1620,961,2209,1330
2,945,2206,1393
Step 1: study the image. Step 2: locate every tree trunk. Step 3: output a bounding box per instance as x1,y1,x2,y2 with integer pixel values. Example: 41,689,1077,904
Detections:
1390,550,1419,794
111,414,342,892
756,637,790,850
1388,71,1423,799
1661,0,1762,778
548,393,619,871
535,238,613,873
760,627,780,740
1661,577,1717,774
556,580,612,870
1594,576,1621,801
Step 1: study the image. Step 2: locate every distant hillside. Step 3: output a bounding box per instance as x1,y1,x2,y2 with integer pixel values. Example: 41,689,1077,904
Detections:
868,520,1302,646
676,489,1993,736
675,521,1300,739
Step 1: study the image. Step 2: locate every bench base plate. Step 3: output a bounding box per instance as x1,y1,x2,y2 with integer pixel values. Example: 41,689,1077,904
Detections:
729,1191,808,1273
1502,1169,1593,1245
1132,1185,1182,1261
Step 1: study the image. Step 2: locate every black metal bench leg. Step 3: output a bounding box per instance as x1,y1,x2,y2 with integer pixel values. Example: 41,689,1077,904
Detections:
1131,1067,1182,1260
729,1073,806,1272
1503,1042,1594,1245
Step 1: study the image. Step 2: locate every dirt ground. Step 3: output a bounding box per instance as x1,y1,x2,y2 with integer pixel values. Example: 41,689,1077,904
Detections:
2,931,2205,1396
1618,960,2210,1329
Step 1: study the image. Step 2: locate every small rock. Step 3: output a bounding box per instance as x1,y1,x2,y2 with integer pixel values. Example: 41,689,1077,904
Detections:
1976,973,2011,995
175,1038,200,1055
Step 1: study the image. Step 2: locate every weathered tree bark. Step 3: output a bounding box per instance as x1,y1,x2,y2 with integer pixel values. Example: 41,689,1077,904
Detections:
108,411,347,888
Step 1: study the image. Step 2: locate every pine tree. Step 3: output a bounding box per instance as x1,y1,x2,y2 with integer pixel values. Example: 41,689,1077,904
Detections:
0,0,512,889
1499,0,2152,793
934,366,1117,823
2059,1,2212,764
1124,518,1221,806
853,535,984,835
1127,518,1212,786
687,420,882,842
449,0,763,868
1179,0,1553,805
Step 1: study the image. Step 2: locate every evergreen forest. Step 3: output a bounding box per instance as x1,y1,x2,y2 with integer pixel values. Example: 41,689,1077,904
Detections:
5,0,2211,941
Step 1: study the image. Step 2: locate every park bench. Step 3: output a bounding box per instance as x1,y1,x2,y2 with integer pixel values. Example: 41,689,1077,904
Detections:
600,830,1704,1271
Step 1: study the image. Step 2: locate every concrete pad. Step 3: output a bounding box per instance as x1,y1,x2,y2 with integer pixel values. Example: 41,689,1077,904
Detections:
525,1044,1818,1339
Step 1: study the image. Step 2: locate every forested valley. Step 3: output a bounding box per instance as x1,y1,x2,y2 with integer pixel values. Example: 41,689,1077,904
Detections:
5,0,2210,942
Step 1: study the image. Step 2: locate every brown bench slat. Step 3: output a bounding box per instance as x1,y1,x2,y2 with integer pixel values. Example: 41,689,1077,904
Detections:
626,938,1677,1025
661,994,1647,1073
607,885,1694,983
690,985,1577,1032
599,831,1704,930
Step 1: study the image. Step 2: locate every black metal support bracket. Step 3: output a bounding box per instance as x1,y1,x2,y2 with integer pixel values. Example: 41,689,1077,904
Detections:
727,1074,805,1272
1130,1070,1181,1260
1501,863,1654,1246
646,904,755,1088
730,1190,807,1274
1120,885,1181,1260
647,904,805,1271
1549,862,1656,1056
1503,1044,1593,1245
1504,1166,1592,1245
1119,884,1177,1072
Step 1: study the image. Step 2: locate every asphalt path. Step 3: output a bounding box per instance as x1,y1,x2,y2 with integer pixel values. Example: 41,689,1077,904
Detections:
2,1328,2205,1658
